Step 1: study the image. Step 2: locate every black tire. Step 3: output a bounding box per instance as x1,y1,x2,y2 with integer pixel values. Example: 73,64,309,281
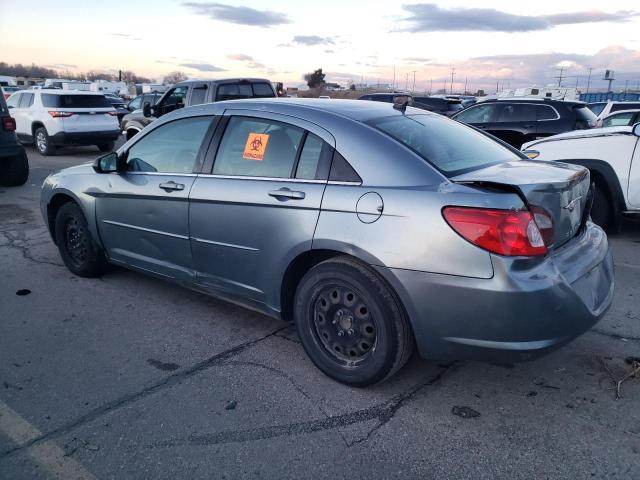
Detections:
54,202,108,277
97,141,115,152
0,150,29,186
34,127,56,156
294,256,414,386
590,181,613,231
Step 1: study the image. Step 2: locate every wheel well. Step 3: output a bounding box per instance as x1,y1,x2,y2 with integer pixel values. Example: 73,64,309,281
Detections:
126,128,139,140
47,194,77,244
31,122,45,136
280,249,345,322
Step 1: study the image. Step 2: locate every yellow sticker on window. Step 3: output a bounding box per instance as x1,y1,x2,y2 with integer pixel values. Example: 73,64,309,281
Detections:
243,133,269,161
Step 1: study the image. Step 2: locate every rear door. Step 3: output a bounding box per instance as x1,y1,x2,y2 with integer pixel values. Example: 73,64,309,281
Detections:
535,104,560,137
489,103,537,148
189,111,333,312
95,115,215,280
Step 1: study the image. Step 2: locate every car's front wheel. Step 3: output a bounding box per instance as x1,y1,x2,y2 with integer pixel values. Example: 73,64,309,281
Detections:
54,202,108,277
34,127,56,156
294,257,413,386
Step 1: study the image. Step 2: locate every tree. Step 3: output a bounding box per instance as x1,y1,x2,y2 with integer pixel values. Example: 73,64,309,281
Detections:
163,71,188,85
304,68,325,89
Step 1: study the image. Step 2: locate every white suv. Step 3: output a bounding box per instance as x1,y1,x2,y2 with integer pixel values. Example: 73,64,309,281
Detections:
6,89,120,156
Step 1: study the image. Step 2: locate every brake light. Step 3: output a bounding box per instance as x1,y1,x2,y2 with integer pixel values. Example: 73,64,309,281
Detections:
107,111,118,116
442,207,548,256
2,116,16,132
48,111,75,118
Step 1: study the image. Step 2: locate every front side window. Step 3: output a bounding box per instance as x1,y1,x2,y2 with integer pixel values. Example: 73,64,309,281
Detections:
125,116,212,173
213,116,303,178
128,96,142,110
603,112,635,127
157,86,188,112
18,93,34,108
367,114,519,176
454,103,496,123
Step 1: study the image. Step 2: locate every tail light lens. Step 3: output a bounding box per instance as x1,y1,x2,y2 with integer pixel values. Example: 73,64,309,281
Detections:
107,111,118,116
2,116,16,132
443,206,550,256
48,111,75,118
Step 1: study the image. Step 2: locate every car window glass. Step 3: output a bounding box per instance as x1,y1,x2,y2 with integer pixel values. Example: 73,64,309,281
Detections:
213,116,303,178
295,133,324,179
159,86,187,109
588,104,606,116
454,104,495,123
497,103,536,122
536,105,557,120
7,93,21,108
18,93,34,108
367,114,518,176
252,83,275,98
216,83,254,101
125,116,212,173
128,96,142,110
603,112,635,127
190,86,208,106
611,103,640,113
329,152,361,183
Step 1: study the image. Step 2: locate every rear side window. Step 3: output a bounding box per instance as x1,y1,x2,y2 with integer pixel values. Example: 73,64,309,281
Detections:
611,103,640,113
536,105,557,120
41,94,111,108
7,93,21,109
295,133,324,180
252,83,276,98
329,152,361,183
213,116,304,178
125,116,212,173
454,103,496,123
367,114,518,176
496,103,536,122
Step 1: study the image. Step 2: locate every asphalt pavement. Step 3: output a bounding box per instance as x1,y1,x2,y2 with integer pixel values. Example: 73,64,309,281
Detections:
1,141,639,479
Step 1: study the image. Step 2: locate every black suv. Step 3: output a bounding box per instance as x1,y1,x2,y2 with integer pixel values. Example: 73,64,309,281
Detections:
452,98,596,148
121,78,276,140
0,92,28,186
413,96,464,116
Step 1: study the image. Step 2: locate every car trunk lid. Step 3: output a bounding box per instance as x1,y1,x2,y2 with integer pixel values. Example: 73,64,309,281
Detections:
452,160,592,249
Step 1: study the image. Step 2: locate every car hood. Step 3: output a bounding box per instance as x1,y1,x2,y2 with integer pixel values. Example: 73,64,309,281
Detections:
56,162,95,176
522,125,633,149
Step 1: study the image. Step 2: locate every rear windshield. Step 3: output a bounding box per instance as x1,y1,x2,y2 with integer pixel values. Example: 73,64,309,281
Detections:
41,94,112,108
216,82,275,101
447,101,463,112
366,114,519,176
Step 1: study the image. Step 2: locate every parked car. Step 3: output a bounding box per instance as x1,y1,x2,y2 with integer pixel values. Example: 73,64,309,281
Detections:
103,94,129,125
588,102,607,116
452,98,597,148
120,78,276,140
358,93,414,105
126,92,163,112
599,109,640,128
522,124,640,230
2,86,20,101
0,91,28,186
594,101,640,126
413,96,464,116
7,89,119,156
41,99,614,386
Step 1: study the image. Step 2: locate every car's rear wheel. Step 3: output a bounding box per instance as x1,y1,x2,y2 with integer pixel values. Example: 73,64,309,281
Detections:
54,202,108,277
97,141,115,152
294,257,413,386
35,127,56,156
0,150,29,186
590,180,613,231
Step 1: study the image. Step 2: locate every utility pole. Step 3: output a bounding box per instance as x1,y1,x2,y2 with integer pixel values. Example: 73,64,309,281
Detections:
586,67,592,94
412,71,417,92
575,75,579,89
405,73,408,90
624,80,629,93
450,67,456,94
464,76,468,94
392,65,395,91
555,66,565,87
429,78,433,95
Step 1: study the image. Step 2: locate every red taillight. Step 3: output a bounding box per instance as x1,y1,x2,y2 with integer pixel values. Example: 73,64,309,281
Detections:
2,116,16,132
442,206,549,257
48,111,75,118
107,111,118,116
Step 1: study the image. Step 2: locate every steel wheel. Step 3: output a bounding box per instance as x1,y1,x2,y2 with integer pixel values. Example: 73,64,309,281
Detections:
64,216,90,268
36,131,47,153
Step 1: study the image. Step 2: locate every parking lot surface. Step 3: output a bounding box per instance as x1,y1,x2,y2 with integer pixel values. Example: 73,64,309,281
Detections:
1,142,639,479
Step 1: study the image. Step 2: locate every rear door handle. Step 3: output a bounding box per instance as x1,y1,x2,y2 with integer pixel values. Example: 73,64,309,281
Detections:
159,181,185,192
268,188,305,200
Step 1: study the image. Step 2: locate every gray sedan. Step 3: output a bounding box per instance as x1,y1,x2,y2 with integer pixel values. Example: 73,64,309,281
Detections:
40,99,614,386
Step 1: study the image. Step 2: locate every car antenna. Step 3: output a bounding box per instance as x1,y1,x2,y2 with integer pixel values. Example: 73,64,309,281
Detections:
393,98,410,113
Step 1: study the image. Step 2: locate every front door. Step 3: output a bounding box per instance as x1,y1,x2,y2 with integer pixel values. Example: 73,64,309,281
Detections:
189,113,333,313
95,115,214,280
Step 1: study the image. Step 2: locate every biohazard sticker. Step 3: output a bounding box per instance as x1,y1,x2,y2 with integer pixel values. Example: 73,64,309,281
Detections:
243,133,269,161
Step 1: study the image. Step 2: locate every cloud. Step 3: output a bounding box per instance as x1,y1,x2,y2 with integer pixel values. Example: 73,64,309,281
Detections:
180,62,226,72
400,4,638,32
403,56,434,64
110,32,141,40
182,2,290,27
43,63,77,69
324,49,335,54
227,53,254,61
292,35,335,46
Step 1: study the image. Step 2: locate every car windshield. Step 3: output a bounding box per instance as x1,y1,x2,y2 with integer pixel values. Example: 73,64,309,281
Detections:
41,94,112,108
366,114,519,176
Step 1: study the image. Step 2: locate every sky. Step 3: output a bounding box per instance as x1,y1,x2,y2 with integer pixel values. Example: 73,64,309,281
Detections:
1,0,639,92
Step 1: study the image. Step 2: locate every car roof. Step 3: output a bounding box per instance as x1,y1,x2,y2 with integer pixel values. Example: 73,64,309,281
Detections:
482,97,586,106
34,89,106,96
175,78,272,87
603,109,640,116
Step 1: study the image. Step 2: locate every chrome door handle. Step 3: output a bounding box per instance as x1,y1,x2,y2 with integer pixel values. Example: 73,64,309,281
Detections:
159,181,185,192
268,188,305,200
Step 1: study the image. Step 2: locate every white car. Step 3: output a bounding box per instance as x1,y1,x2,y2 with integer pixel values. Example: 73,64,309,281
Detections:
599,109,640,128
522,124,640,230
593,100,640,127
6,89,119,156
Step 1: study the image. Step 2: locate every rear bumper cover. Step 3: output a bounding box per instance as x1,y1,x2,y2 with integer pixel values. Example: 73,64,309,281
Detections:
376,222,614,362
0,143,26,160
50,130,120,146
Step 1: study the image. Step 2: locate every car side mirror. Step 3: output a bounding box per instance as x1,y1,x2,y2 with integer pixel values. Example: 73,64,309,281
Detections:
142,101,152,118
93,152,119,173
633,123,640,137
7,105,14,109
